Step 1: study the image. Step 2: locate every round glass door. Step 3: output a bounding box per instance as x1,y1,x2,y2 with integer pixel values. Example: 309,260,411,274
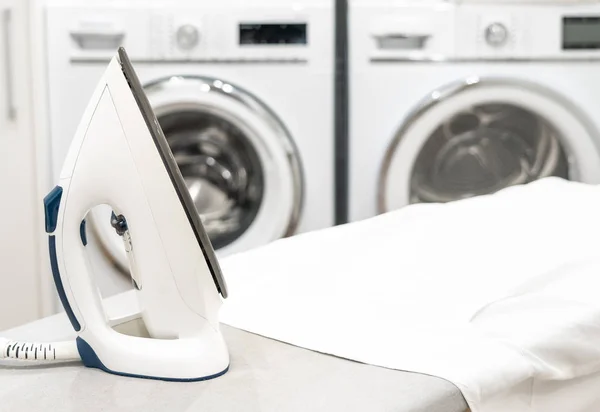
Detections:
410,103,569,203
89,76,303,274
380,78,600,212
159,110,264,250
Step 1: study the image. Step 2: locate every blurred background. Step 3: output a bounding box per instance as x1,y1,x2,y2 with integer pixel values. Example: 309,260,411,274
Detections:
2,0,600,330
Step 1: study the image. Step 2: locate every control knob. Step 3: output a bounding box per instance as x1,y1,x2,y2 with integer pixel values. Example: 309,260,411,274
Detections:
176,24,200,50
485,22,508,47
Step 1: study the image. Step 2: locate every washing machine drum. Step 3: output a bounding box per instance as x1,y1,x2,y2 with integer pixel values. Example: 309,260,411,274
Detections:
380,79,600,212
160,110,263,249
410,103,569,203
89,76,302,273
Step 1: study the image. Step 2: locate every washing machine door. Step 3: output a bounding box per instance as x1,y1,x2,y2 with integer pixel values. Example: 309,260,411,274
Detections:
89,76,303,273
379,77,600,212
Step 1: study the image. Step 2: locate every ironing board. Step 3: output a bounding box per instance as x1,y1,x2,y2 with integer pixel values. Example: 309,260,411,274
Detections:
0,296,468,412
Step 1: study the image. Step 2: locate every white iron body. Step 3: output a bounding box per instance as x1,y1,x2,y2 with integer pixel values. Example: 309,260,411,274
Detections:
44,52,229,380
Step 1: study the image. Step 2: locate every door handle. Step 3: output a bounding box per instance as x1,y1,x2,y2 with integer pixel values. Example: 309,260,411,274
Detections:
3,8,16,121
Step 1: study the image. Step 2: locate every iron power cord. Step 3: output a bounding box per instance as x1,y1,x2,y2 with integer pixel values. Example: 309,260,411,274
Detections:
0,337,79,361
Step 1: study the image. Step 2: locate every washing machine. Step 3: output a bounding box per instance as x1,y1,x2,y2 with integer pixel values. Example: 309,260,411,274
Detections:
43,0,334,279
349,0,600,222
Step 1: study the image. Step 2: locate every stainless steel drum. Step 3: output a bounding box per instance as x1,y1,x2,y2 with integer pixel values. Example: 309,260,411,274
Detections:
409,103,569,203
158,110,265,249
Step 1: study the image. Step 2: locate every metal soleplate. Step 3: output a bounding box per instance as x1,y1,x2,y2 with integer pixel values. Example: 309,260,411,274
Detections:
116,47,228,298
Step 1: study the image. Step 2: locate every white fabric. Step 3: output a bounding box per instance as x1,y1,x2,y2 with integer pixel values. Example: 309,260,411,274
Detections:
219,177,600,412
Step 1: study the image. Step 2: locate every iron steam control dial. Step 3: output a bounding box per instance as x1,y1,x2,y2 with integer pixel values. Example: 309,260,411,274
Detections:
484,22,508,47
176,24,200,50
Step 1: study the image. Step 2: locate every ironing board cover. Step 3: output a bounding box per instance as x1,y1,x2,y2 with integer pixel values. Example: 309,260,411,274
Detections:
219,177,600,412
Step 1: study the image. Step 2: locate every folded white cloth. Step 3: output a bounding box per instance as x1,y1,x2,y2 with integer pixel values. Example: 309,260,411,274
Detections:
219,177,600,412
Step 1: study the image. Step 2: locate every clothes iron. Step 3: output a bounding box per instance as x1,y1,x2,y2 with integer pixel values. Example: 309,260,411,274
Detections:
0,47,230,381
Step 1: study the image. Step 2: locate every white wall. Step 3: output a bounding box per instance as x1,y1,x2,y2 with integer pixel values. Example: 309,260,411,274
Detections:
0,0,47,330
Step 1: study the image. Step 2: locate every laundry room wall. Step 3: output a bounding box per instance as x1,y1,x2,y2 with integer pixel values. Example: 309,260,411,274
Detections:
0,0,50,330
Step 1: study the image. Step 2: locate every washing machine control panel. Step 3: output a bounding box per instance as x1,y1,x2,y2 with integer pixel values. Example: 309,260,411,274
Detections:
457,5,600,59
463,5,600,59
63,7,321,64
364,4,600,62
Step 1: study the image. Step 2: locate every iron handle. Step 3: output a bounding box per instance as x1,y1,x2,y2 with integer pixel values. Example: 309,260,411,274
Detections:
2,8,15,121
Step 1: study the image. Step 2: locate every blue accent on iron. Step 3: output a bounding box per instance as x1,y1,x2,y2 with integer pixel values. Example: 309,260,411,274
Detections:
49,236,81,332
80,219,87,246
76,337,229,382
43,186,63,233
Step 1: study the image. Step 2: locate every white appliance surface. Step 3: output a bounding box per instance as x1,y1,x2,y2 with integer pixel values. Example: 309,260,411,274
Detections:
349,0,600,222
